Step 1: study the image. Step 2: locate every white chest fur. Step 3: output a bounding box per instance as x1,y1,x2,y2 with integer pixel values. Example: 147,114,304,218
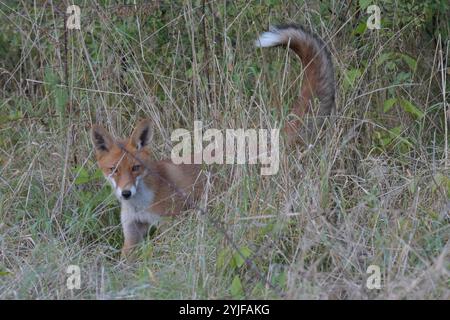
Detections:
119,177,161,226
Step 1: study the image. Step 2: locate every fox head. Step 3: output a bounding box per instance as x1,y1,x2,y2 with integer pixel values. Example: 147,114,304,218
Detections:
91,119,153,200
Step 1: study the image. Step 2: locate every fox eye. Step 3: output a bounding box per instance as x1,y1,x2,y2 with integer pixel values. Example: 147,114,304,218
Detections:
109,167,116,174
132,165,141,172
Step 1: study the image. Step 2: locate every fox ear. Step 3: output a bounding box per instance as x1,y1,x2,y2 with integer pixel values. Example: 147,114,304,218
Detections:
91,125,114,153
131,119,153,150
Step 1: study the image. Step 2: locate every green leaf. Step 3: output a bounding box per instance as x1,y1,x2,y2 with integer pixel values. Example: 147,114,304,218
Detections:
72,166,104,185
399,54,417,72
231,246,252,269
400,99,424,119
376,52,394,67
383,98,397,113
93,168,104,179
353,22,367,36
389,126,402,136
375,125,413,151
217,248,231,270
359,0,371,10
230,275,244,298
73,166,90,185
394,72,412,84
388,126,413,148
344,68,361,89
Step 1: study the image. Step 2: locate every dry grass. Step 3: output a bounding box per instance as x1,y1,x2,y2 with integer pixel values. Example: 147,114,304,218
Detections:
0,1,448,299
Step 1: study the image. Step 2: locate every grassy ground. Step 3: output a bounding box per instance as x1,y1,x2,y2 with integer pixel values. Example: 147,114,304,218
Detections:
0,1,449,299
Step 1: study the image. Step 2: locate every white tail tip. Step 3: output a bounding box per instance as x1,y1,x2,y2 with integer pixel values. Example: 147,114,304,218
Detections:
255,30,282,48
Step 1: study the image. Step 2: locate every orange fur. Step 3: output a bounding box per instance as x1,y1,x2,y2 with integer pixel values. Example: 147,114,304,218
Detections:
256,24,336,144
91,119,204,257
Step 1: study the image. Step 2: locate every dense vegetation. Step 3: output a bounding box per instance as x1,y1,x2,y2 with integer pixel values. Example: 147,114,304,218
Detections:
0,1,448,299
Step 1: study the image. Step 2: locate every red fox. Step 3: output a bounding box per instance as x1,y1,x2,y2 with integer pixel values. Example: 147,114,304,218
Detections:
90,24,334,257
255,24,335,144
91,119,204,257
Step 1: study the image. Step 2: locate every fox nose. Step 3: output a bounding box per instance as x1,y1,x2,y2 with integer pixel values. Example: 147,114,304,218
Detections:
121,190,132,199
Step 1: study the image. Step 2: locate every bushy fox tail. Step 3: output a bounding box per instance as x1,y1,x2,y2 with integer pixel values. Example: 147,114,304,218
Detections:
255,24,335,143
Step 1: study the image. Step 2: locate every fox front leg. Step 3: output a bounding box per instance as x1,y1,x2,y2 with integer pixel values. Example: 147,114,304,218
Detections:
121,220,149,259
